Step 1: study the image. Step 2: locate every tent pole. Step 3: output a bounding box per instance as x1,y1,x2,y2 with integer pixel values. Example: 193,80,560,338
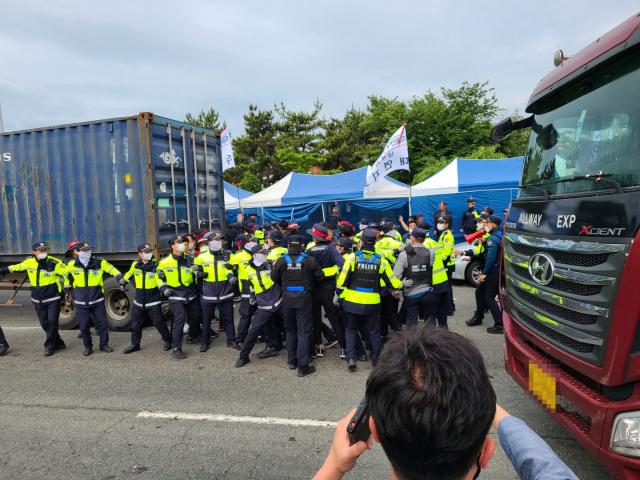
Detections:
322,202,326,221
408,166,413,216
261,206,264,225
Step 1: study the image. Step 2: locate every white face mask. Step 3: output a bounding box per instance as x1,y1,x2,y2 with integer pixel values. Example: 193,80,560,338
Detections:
360,224,367,231
253,253,267,266
37,252,48,260
176,243,186,253
199,245,209,253
437,224,445,231
142,253,153,261
78,251,91,263
209,240,222,251
188,243,195,251
246,242,257,250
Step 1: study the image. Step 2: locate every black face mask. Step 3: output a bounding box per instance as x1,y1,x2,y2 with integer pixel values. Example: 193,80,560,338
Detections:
472,453,482,480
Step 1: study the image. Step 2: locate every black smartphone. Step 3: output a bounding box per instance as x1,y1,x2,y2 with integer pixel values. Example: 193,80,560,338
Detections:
347,397,372,446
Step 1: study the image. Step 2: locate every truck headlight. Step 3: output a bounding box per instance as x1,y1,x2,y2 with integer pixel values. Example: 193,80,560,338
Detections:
611,412,640,458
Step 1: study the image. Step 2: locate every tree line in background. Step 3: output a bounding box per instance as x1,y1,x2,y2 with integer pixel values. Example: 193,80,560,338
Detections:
185,81,529,193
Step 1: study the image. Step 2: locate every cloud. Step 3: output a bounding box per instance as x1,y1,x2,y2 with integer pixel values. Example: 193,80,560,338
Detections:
0,0,638,134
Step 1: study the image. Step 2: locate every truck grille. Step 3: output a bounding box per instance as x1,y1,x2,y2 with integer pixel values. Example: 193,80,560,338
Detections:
510,243,607,266
513,287,597,325
512,265,602,296
514,308,594,353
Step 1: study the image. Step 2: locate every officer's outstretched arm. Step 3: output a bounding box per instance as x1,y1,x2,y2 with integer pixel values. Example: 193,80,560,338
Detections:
123,261,136,281
101,259,123,279
382,261,403,289
336,257,353,288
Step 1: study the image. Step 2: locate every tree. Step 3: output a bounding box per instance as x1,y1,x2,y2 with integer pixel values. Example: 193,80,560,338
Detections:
185,108,223,131
319,108,373,172
238,171,262,193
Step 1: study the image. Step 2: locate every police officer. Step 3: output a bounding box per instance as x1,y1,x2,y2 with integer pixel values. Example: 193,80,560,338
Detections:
435,216,456,316
266,231,287,264
460,197,480,235
305,224,345,357
122,243,172,354
194,232,238,350
64,242,126,356
454,214,490,326
391,228,438,330
0,242,67,356
229,233,259,347
271,235,325,376
235,244,285,367
478,215,504,334
64,240,80,264
337,228,402,371
353,218,369,243
376,222,403,341
156,235,204,359
380,218,403,243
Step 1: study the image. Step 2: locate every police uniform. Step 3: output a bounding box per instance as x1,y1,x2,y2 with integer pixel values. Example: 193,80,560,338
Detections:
305,225,346,353
0,242,67,355
235,244,285,367
194,233,237,349
229,234,259,346
435,217,456,314
479,216,504,334
460,197,480,235
271,235,325,376
64,242,125,355
375,223,403,338
122,243,172,353
461,214,491,326
337,229,402,370
353,218,368,243
391,229,437,330
266,231,288,264
156,235,203,359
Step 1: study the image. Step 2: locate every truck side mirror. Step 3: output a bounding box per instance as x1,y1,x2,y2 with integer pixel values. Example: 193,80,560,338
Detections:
491,117,513,142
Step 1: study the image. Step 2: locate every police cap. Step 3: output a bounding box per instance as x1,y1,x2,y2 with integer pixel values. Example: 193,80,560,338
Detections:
381,217,392,223
359,218,369,225
478,213,490,222
77,242,92,252
484,206,494,215
262,223,272,231
466,197,475,203
207,232,224,242
66,240,79,253
251,244,268,256
245,234,259,243
287,222,300,230
32,241,47,251
306,225,330,241
380,223,393,233
137,243,153,253
367,222,380,229
411,228,427,240
488,215,502,226
287,235,305,248
360,228,379,245
437,216,449,224
268,230,283,242
337,237,354,250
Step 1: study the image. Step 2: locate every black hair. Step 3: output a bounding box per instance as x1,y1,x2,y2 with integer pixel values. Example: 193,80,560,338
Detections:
278,220,289,229
366,329,495,480
319,221,333,231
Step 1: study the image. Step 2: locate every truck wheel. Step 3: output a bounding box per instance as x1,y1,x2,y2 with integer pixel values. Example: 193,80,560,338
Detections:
103,277,134,331
58,296,78,330
465,260,482,288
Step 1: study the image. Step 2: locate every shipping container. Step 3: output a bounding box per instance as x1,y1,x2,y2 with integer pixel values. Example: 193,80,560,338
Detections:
0,112,225,329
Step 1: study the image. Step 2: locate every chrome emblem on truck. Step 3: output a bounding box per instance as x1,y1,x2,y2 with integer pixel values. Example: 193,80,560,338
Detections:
528,253,555,285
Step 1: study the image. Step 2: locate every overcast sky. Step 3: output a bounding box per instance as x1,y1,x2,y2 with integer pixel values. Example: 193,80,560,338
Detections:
1,1,639,135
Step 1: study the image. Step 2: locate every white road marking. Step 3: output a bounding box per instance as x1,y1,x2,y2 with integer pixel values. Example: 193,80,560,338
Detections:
137,411,338,428
2,327,41,330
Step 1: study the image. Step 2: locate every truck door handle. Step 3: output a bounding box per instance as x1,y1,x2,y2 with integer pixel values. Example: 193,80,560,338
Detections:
163,220,177,226
178,219,189,225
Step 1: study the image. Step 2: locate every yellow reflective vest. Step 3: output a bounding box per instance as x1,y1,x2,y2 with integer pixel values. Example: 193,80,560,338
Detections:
9,256,66,304
194,250,235,302
64,257,122,306
156,253,198,302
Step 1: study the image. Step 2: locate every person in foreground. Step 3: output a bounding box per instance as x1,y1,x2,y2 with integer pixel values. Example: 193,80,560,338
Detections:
313,329,578,480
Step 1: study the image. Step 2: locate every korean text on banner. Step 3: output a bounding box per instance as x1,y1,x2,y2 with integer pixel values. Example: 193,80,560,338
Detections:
364,124,409,193
221,127,236,172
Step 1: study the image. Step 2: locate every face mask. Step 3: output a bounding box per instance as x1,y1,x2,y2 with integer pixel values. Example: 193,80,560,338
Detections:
408,228,413,234
199,245,209,253
188,243,195,251
176,243,186,253
37,252,48,260
437,224,445,231
78,251,91,265
253,253,267,266
360,224,367,231
210,240,222,251
246,242,257,250
484,225,491,233
142,253,153,261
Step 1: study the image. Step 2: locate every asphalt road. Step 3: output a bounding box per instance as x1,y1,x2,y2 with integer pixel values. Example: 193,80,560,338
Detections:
0,282,614,479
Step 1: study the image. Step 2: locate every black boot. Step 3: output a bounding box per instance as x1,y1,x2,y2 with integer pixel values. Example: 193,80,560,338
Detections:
123,344,141,354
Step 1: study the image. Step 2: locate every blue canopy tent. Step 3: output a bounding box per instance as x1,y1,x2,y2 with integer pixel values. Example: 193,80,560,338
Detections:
410,157,524,240
240,167,411,239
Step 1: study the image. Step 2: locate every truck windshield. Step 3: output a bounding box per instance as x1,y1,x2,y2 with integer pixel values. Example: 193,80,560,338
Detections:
522,47,640,195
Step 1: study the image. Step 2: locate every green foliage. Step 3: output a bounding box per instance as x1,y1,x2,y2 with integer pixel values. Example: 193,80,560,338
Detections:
191,81,523,189
238,171,262,193
185,108,224,131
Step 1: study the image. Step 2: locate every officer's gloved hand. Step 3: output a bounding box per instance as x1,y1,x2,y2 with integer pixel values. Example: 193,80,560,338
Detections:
332,293,340,306
227,274,238,285
196,271,207,279
0,267,9,276
163,288,174,298
249,295,257,306
397,243,406,251
402,278,414,288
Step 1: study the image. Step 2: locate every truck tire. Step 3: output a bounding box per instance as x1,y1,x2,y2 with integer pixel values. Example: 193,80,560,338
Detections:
103,277,134,331
465,259,482,288
58,296,78,330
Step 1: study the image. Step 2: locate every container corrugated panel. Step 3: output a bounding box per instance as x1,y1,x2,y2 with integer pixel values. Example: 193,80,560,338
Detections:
0,113,223,258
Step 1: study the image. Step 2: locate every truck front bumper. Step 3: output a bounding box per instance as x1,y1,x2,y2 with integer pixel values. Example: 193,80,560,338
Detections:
503,310,640,480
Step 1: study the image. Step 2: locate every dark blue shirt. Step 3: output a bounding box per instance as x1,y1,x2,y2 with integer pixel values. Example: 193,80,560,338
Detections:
483,228,502,275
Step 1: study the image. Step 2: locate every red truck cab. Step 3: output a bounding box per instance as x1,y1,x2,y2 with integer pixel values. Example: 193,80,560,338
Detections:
495,12,640,480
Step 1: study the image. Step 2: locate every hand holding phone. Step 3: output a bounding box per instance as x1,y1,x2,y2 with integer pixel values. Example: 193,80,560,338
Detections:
347,397,372,446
